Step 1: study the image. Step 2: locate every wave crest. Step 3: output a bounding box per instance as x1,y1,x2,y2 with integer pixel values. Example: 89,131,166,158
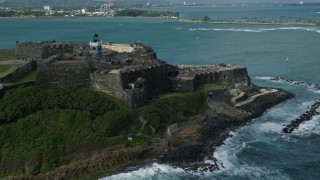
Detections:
187,27,320,34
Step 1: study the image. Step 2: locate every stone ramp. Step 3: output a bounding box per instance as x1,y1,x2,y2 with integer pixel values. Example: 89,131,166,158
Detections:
235,89,278,107
0,60,26,65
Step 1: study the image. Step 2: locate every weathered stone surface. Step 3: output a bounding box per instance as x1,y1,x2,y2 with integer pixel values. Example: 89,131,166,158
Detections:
36,60,91,88
15,41,87,59
0,60,36,83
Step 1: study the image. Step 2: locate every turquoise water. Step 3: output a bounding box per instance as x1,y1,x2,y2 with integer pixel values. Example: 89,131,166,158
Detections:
1,5,320,180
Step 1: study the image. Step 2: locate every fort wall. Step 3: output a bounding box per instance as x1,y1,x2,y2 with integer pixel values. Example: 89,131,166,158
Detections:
16,45,44,59
217,67,250,86
35,59,250,108
15,42,87,59
36,60,91,88
91,65,169,107
90,69,124,97
0,48,16,56
123,89,147,108
14,40,251,109
0,60,36,83
171,65,250,93
121,64,170,98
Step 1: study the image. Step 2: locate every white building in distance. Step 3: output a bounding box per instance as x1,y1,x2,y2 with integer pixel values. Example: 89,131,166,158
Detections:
43,6,52,11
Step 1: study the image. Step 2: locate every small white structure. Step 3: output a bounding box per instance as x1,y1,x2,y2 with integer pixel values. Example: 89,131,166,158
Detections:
43,6,51,11
167,123,180,136
81,8,87,14
89,33,102,58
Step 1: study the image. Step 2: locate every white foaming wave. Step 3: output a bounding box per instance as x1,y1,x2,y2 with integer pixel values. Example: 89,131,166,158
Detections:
188,28,261,32
100,163,185,180
212,126,254,171
187,27,320,34
300,101,317,109
176,27,184,30
212,129,243,171
311,12,320,14
211,123,291,179
254,76,320,94
213,28,261,32
188,28,209,31
214,144,290,180
278,27,306,30
213,145,234,171
223,164,290,180
254,76,274,80
267,105,300,120
307,88,320,94
291,115,320,137
258,122,284,133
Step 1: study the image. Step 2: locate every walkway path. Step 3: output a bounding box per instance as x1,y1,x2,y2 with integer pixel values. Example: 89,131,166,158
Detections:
235,89,278,107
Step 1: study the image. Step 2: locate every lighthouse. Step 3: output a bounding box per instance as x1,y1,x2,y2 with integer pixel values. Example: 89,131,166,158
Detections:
89,33,102,58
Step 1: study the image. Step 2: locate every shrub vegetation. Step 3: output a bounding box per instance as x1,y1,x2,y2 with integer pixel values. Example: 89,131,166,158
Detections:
0,84,214,177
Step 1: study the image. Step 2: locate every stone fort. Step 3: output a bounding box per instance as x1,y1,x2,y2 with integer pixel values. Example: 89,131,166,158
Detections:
16,34,251,108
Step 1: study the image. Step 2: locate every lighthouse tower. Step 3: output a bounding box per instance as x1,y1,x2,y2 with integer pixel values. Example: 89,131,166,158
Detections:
89,33,102,58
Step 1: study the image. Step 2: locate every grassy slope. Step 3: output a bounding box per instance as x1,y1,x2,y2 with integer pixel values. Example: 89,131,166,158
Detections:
0,52,23,79
0,54,17,61
0,83,223,178
11,68,37,83
0,64,21,77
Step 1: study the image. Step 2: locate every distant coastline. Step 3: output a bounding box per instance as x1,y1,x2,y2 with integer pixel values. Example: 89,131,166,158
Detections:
1,15,318,26
177,18,320,26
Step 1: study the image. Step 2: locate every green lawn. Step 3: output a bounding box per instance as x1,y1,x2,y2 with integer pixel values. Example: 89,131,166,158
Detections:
159,92,187,99
11,68,37,83
0,54,17,61
199,82,227,92
0,64,21,77
160,82,227,99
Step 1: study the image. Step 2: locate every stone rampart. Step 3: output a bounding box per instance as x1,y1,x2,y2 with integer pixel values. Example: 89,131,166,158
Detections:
36,59,91,88
90,69,124,97
16,45,44,59
123,89,147,108
0,48,16,56
121,64,170,98
0,60,36,83
217,67,250,86
15,42,87,59
91,64,169,107
172,65,251,92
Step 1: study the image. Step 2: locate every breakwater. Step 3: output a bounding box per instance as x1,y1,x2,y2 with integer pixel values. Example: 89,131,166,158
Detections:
269,76,320,90
282,100,320,133
258,76,320,134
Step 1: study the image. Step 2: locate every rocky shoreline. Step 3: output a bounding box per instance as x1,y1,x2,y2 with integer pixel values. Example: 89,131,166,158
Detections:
283,100,320,133
158,87,294,172
4,86,294,180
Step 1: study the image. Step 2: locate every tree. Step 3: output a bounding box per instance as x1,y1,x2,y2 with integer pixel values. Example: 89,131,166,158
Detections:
203,15,210,22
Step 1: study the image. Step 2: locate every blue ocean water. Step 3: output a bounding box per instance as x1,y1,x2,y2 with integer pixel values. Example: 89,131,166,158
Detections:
1,5,320,180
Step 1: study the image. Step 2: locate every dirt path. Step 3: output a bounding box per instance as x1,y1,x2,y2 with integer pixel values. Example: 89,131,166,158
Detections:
235,89,278,107
0,60,25,65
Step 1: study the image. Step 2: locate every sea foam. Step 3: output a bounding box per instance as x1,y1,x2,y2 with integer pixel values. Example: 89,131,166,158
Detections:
100,163,186,180
291,115,320,137
186,27,320,34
